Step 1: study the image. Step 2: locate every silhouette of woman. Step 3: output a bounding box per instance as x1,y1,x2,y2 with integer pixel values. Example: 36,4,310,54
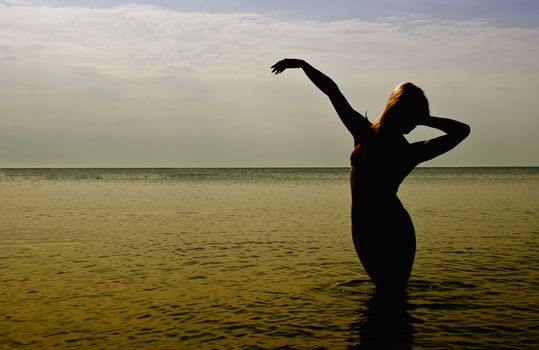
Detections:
271,59,470,293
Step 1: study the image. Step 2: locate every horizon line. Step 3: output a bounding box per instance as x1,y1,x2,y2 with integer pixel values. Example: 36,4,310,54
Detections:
1,165,538,169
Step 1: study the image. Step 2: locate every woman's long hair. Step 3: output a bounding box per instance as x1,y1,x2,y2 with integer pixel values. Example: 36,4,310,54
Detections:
372,82,429,133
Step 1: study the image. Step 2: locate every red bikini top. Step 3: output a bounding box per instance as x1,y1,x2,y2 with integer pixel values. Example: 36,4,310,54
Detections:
350,143,362,166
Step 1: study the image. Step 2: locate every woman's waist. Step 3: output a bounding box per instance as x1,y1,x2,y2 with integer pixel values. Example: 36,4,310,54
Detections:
350,171,400,193
351,186,399,201
351,199,411,230
351,192,405,212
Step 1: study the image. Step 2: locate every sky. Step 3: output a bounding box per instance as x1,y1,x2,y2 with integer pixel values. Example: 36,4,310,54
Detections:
1,0,538,167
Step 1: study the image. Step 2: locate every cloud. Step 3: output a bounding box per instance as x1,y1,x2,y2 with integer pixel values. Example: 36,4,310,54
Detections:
1,4,537,80
0,0,31,6
0,3,538,166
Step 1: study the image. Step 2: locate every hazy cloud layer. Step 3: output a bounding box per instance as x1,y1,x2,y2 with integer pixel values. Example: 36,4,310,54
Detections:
1,3,538,166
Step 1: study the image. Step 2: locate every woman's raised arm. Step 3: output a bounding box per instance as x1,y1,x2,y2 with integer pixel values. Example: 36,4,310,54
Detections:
410,116,470,164
271,58,372,143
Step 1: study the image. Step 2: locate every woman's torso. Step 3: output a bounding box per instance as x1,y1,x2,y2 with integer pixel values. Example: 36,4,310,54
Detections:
350,134,415,219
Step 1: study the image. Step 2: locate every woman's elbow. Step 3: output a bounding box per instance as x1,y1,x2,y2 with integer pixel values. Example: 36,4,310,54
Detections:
322,81,340,97
462,123,471,138
458,123,471,141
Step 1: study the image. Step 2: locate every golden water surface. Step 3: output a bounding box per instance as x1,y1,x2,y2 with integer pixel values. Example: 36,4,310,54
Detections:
1,168,537,349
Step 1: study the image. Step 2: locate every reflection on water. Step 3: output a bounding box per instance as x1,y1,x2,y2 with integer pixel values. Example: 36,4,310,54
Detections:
353,292,414,350
346,288,414,350
0,168,538,349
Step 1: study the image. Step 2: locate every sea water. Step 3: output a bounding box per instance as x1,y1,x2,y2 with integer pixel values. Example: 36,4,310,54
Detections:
0,168,538,349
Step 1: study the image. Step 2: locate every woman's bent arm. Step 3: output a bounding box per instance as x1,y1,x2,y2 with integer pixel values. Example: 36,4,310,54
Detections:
410,116,470,164
272,58,372,143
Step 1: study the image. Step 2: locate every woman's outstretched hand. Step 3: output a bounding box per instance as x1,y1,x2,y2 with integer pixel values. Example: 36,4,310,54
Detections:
271,58,304,74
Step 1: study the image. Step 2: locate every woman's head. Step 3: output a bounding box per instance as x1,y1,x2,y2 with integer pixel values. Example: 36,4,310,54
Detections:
372,82,430,134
